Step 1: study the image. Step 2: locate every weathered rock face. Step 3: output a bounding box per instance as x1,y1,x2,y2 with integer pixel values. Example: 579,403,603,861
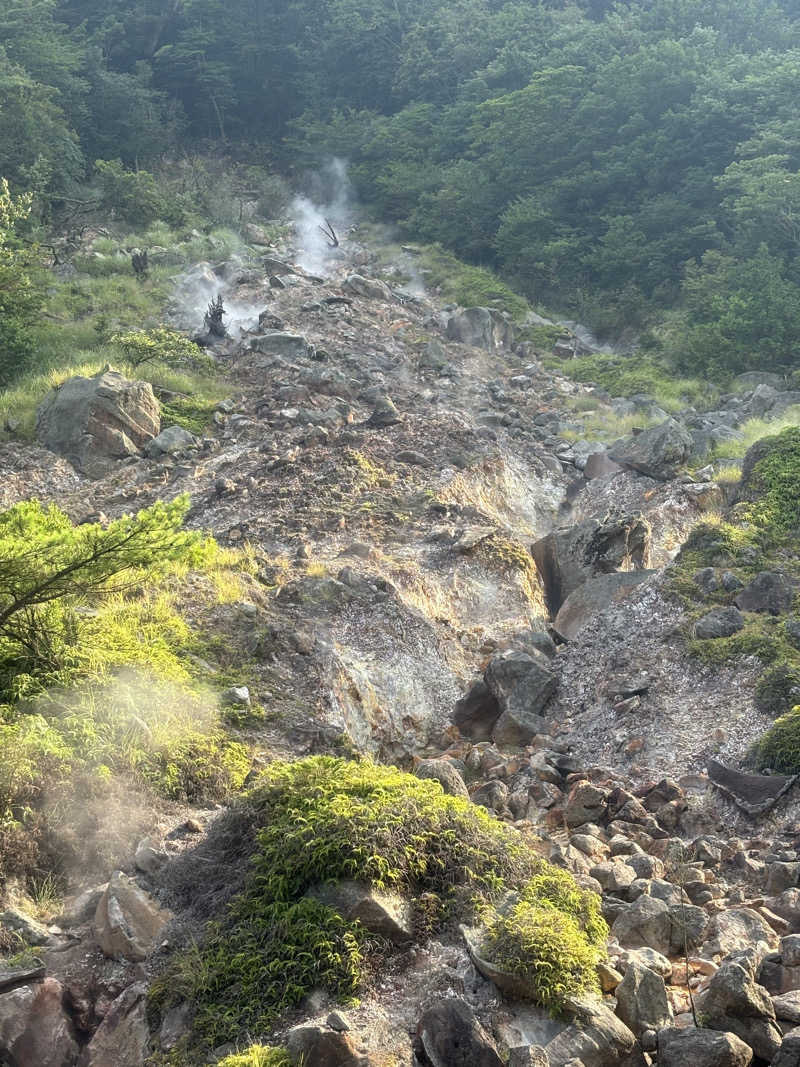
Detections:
93,871,171,962
700,908,780,959
552,570,655,641
416,999,503,1067
609,418,693,480
79,983,150,1067
707,760,797,817
531,513,651,615
36,370,160,478
484,650,557,747
0,977,79,1067
445,307,513,351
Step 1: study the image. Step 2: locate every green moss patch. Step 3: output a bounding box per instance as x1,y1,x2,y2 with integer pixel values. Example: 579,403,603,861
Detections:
151,757,606,1049
754,705,800,773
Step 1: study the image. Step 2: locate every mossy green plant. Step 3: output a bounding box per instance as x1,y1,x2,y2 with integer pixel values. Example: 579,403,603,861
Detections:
481,900,603,1007
217,1048,291,1067
151,757,605,1048
754,705,800,772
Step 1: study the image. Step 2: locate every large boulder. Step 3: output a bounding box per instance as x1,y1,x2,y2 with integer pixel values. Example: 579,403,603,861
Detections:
553,571,655,641
342,274,393,301
531,514,651,615
414,758,470,800
612,896,672,956
93,871,171,962
609,418,693,480
702,952,782,1062
657,1027,752,1067
36,370,159,478
249,331,313,359
445,307,513,351
485,651,558,747
79,983,150,1067
0,977,79,1067
700,907,780,959
416,998,503,1067
614,960,672,1035
695,607,745,639
544,995,636,1066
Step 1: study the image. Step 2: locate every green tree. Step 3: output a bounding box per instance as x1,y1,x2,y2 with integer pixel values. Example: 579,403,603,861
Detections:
0,178,43,385
0,495,211,683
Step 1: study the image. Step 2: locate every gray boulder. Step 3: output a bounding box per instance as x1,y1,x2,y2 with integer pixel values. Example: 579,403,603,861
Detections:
36,370,159,477
532,514,651,615
93,870,172,962
773,1032,800,1067
0,977,79,1067
702,952,782,1062
734,571,794,616
544,995,636,1067
700,907,780,958
286,1024,364,1066
415,758,470,800
615,961,672,1035
306,881,413,944
695,607,745,639
145,424,197,457
249,331,313,359
485,651,558,747
80,982,150,1067
446,307,513,351
343,274,393,301
608,418,693,480
773,990,800,1024
416,998,503,1067
612,896,672,956
657,1027,752,1067
553,571,655,641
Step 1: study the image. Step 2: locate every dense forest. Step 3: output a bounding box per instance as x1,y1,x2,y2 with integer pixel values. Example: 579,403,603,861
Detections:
4,0,800,377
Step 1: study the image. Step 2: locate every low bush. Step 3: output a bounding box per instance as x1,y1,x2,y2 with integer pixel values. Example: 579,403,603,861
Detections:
755,706,800,773
151,757,606,1048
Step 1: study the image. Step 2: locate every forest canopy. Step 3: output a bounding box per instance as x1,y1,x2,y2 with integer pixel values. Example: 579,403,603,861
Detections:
4,0,800,373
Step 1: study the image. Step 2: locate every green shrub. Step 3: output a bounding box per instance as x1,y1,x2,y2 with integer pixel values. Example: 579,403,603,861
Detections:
740,427,800,536
755,706,800,772
152,757,605,1047
756,663,800,718
418,244,529,320
111,326,211,371
218,1048,291,1067
160,395,217,435
549,352,711,413
482,900,603,1009
95,160,188,227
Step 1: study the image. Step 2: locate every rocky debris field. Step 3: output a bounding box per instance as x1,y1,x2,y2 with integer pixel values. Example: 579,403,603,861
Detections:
0,222,799,1067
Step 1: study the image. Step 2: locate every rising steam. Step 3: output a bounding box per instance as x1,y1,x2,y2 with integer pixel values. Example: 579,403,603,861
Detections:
290,157,354,276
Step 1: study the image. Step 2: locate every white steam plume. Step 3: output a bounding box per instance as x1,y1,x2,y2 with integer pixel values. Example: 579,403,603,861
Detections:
291,157,354,277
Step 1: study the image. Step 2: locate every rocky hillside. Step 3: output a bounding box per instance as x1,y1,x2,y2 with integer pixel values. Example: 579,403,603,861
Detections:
0,217,799,1067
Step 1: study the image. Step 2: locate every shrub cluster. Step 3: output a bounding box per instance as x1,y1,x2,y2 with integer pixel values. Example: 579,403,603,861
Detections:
151,757,606,1048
